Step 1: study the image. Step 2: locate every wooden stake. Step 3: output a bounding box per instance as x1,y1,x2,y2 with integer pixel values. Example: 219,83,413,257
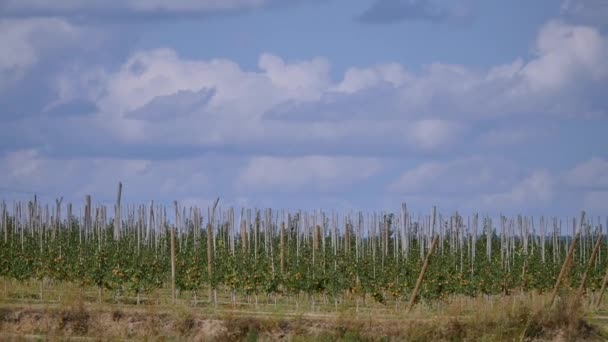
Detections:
596,256,608,308
406,234,439,313
2,201,7,243
550,210,585,307
85,195,91,237
54,197,62,240
115,182,122,240
280,222,286,274
207,222,213,296
520,258,527,293
170,224,176,304
577,230,602,300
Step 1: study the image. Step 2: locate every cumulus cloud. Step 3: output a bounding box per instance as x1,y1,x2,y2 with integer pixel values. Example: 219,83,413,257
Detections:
389,156,521,196
521,20,608,92
1,12,608,213
96,49,327,118
0,149,220,203
33,48,471,156
389,156,608,213
0,18,80,86
477,170,555,209
406,119,465,150
563,157,608,189
262,20,608,132
470,158,608,213
0,18,116,122
258,53,331,101
125,88,216,122
331,63,410,93
3,18,607,158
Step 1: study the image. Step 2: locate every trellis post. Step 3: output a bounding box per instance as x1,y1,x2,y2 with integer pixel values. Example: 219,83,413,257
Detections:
170,224,176,305
407,234,439,313
577,230,602,301
550,210,585,307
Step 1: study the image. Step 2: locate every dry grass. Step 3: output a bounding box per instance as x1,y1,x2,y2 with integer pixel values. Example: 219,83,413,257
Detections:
0,280,605,341
0,296,603,341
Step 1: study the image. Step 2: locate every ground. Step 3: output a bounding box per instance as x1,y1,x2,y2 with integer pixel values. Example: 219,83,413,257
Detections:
0,279,606,341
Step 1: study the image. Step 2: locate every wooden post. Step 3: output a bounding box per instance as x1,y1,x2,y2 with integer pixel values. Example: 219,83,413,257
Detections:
115,182,122,240
520,259,528,293
385,216,389,257
280,222,286,274
85,195,91,236
345,221,350,256
67,203,72,236
170,224,176,304
550,210,585,307
242,213,248,254
207,222,213,299
407,234,439,313
596,256,608,308
54,197,62,240
577,230,602,301
2,201,7,243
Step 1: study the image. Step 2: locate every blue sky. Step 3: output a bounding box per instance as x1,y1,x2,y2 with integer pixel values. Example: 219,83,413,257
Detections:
0,0,607,216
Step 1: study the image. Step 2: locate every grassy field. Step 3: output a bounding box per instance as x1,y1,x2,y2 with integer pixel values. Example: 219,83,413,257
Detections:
1,278,607,341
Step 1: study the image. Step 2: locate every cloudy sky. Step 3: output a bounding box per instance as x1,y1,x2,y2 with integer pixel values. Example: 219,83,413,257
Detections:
0,0,607,215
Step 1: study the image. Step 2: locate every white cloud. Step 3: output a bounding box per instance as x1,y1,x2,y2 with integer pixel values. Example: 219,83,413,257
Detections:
563,157,608,188
1,14,607,214
462,157,608,212
4,149,42,178
326,21,608,121
389,156,519,195
476,170,554,209
238,156,381,191
521,20,608,91
389,156,608,213
406,119,465,150
0,18,79,85
332,63,410,93
0,149,216,202
125,88,216,122
3,18,603,157
97,49,330,118
258,53,331,101
48,48,471,154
